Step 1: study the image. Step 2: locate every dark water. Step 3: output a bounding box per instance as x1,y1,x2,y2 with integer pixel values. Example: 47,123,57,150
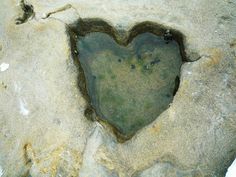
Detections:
77,32,182,137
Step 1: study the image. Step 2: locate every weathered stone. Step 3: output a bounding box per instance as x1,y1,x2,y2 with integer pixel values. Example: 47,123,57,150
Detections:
0,0,235,176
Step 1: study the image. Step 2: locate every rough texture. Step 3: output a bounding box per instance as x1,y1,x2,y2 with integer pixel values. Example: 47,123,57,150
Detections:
0,0,236,176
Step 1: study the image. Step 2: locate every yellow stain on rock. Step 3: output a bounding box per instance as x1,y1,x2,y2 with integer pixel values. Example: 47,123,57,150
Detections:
95,146,115,171
38,146,83,177
149,123,162,134
23,143,35,166
203,48,223,68
40,145,65,176
34,23,48,33
65,148,83,177
95,146,135,177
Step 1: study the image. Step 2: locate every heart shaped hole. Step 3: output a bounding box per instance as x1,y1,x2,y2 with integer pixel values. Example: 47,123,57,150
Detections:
68,19,186,140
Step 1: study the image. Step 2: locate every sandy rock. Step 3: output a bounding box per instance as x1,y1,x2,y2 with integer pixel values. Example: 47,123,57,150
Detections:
0,0,235,176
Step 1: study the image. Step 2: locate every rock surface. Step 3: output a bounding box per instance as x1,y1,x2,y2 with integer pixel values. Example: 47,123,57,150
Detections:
226,158,236,177
0,0,236,176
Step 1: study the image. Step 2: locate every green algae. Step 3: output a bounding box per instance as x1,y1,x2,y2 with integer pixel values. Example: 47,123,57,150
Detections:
76,32,182,137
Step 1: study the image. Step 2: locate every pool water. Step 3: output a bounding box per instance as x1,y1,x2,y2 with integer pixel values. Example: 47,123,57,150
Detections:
77,32,182,137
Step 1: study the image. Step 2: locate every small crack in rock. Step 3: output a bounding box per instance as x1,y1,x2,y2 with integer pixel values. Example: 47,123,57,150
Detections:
42,4,79,19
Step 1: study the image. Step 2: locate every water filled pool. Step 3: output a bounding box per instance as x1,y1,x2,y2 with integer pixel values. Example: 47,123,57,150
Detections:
77,32,182,137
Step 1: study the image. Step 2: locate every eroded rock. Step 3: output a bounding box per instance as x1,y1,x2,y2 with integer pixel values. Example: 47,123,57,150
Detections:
0,0,235,176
